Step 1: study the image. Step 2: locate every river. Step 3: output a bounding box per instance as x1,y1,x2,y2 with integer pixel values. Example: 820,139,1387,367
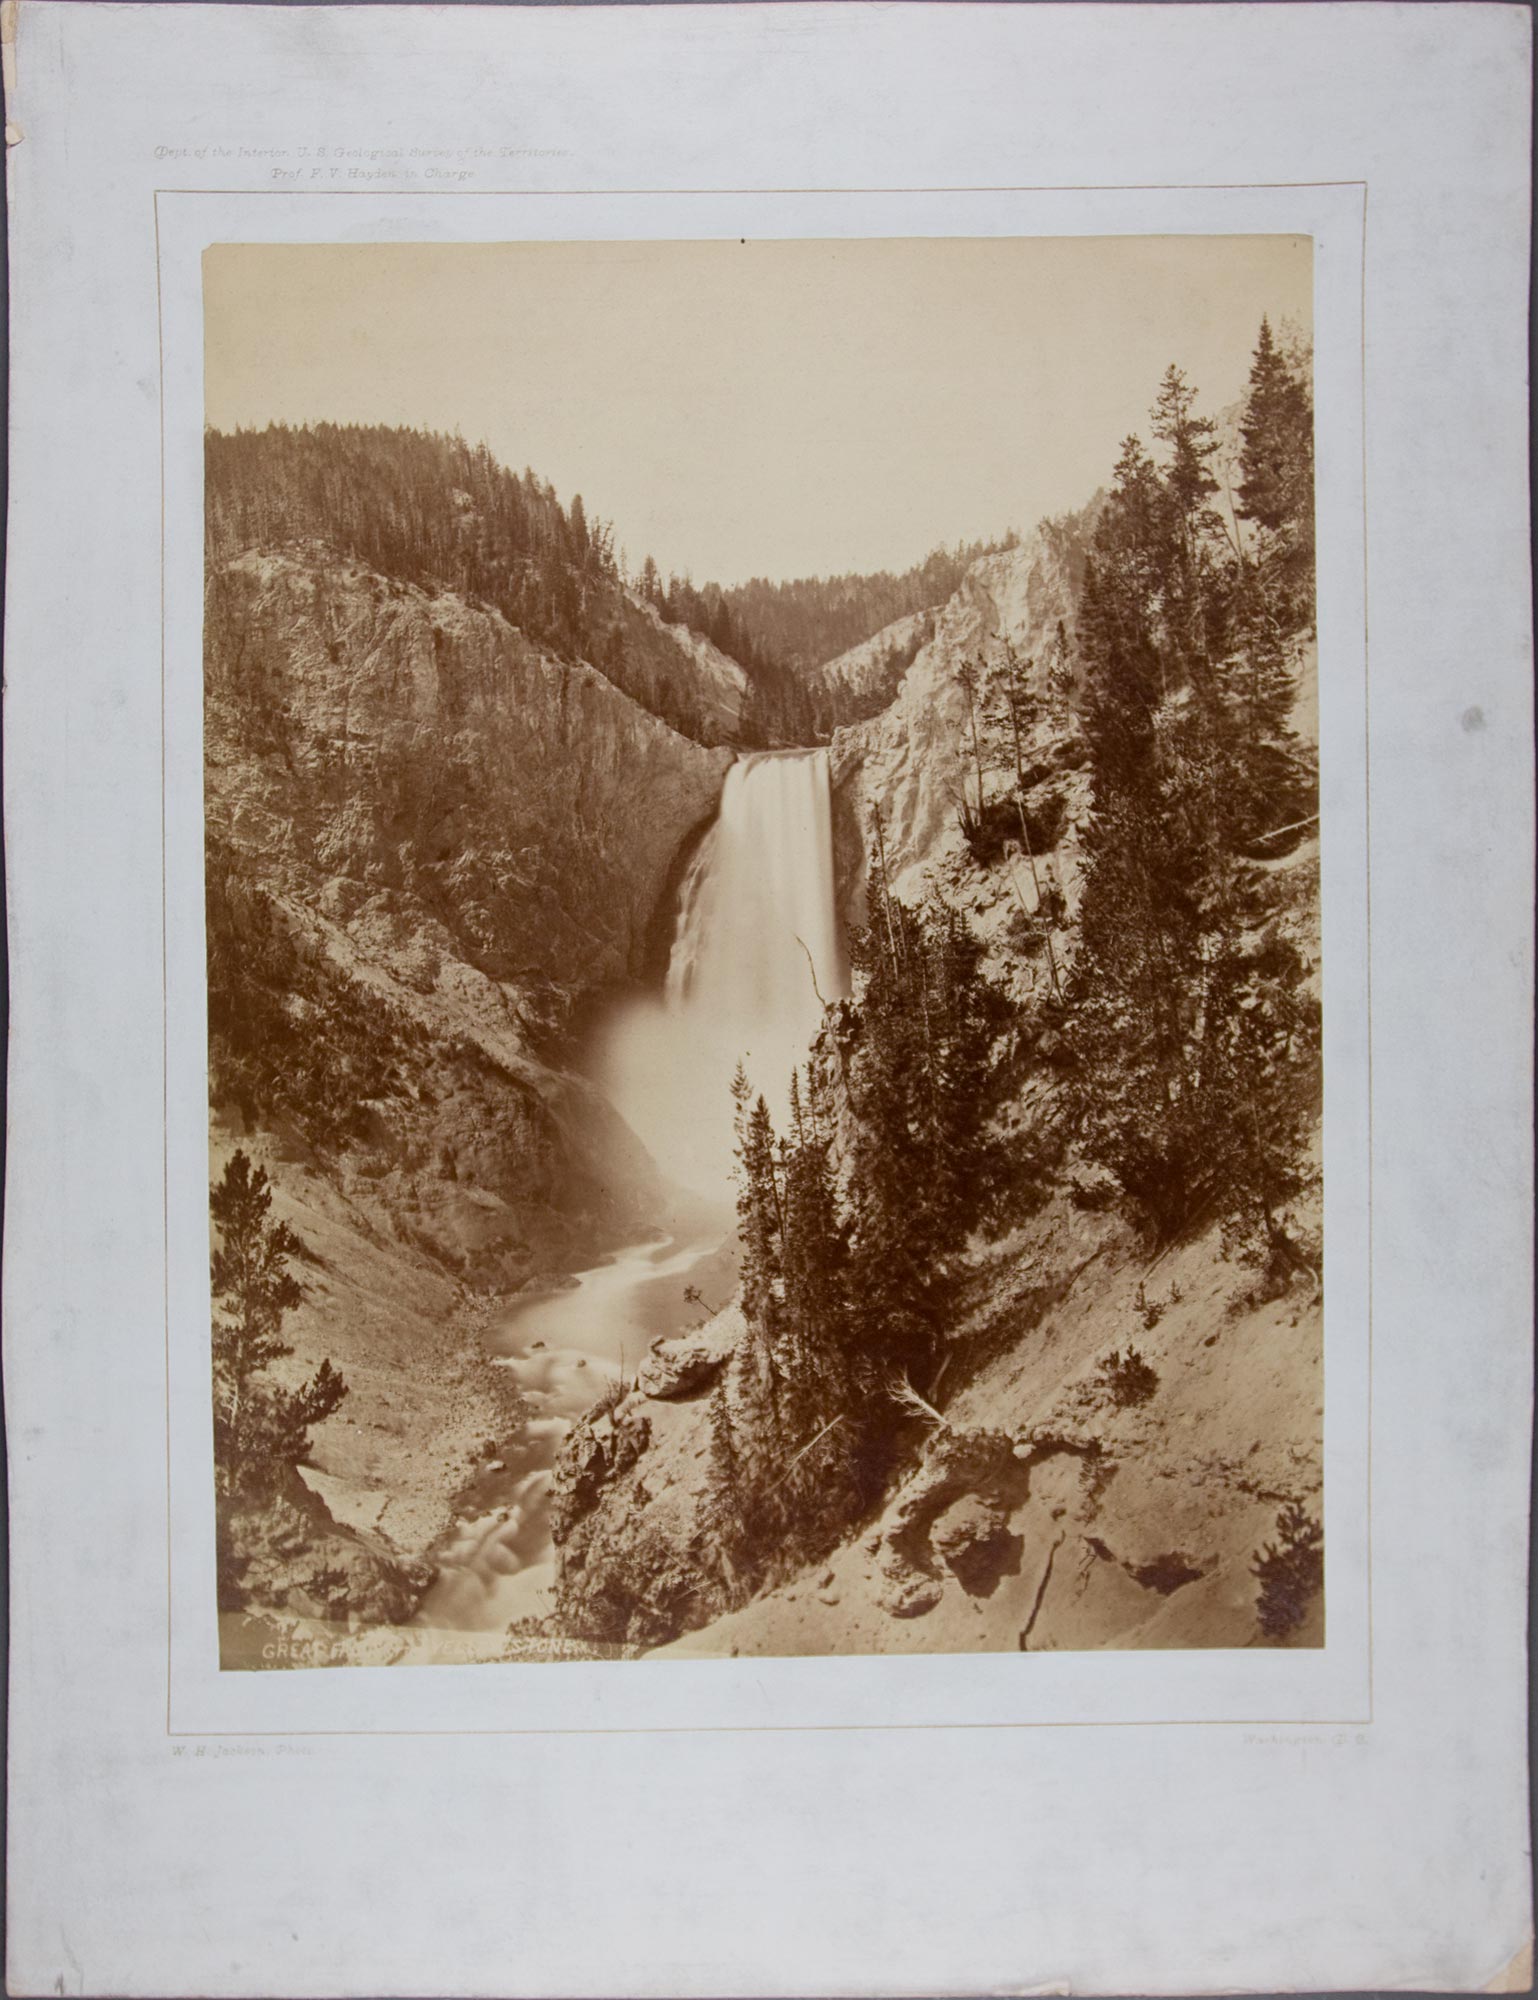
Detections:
414,1228,735,1644
411,748,846,1657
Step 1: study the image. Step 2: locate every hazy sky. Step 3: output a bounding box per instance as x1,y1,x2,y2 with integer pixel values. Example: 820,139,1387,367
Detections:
205,236,1311,587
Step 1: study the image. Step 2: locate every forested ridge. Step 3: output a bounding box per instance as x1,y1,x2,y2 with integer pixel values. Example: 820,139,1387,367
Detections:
208,423,802,746
637,536,1014,682
206,424,1004,748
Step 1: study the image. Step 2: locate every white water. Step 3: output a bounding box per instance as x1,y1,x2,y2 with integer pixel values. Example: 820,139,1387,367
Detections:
415,1233,737,1645
413,749,847,1652
595,748,850,1197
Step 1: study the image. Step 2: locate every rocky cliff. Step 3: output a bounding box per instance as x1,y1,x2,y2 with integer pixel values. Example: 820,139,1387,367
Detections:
827,515,1095,998
206,542,737,1638
208,549,732,1013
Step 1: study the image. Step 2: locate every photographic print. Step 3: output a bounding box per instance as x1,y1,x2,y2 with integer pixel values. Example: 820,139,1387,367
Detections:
203,236,1322,1670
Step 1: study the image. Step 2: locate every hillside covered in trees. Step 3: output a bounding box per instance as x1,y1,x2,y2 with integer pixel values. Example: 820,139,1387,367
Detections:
637,536,1012,684
206,425,1004,749
551,318,1324,1654
209,424,801,747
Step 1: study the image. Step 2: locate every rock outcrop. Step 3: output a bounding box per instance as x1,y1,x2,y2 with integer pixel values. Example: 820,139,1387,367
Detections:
796,610,933,738
828,516,1095,968
208,549,733,1007
636,1334,729,1401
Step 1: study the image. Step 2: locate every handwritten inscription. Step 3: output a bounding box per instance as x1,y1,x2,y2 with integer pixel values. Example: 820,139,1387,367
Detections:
171,1741,316,1758
153,142,570,182
1243,1731,1369,1747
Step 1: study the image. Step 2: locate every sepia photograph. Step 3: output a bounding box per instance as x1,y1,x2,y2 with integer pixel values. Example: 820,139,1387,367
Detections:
203,235,1323,1670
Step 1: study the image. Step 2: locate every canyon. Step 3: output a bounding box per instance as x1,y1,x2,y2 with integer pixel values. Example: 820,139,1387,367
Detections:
206,417,1322,1668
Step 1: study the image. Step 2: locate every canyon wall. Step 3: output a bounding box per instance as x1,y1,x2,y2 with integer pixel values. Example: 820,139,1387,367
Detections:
205,546,736,1627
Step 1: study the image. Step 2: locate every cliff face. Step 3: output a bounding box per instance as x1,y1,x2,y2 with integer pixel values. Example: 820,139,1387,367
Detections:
827,517,1095,996
632,600,754,743
206,545,736,1629
208,550,732,1016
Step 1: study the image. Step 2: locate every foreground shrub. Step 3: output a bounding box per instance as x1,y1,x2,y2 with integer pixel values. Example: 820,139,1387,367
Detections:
1096,1344,1159,1408
1251,1500,1324,1638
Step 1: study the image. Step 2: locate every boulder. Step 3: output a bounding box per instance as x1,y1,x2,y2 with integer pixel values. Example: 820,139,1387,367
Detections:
637,1337,726,1401
878,1569,943,1620
931,1493,1016,1596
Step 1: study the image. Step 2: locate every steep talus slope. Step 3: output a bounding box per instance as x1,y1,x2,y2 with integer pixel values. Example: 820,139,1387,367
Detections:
553,1161,1322,1660
649,1199,1321,1658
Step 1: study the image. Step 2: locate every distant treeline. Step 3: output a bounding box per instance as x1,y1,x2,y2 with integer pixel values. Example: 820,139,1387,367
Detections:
635,537,1015,682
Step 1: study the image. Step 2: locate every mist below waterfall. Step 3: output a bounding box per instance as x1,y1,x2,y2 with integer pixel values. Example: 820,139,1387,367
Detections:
591,748,849,1203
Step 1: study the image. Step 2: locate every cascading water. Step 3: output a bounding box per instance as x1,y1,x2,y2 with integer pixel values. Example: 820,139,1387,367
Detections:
594,747,850,1199
413,747,849,1650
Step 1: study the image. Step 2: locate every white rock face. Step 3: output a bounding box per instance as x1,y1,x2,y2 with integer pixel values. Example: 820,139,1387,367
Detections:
798,610,931,731
827,517,1096,983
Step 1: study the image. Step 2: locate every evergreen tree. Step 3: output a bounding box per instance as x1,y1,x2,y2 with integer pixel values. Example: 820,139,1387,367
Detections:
211,1150,347,1498
1236,317,1316,632
1063,343,1319,1255
732,1069,784,1335
1078,436,1169,791
1237,317,1315,537
1150,364,1224,678
952,656,989,826
844,868,1007,1386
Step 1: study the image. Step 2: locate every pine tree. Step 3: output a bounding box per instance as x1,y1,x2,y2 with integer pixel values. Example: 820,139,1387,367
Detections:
1237,317,1314,537
702,1374,749,1597
844,871,1006,1387
211,1151,347,1498
1064,350,1319,1254
994,640,1035,791
735,1090,784,1332
1150,365,1224,677
1153,365,1221,528
710,880,1006,1591
1078,433,1171,792
952,655,989,825
1235,317,1317,639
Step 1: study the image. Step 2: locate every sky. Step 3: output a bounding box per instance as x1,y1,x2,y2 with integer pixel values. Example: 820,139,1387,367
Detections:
204,235,1311,589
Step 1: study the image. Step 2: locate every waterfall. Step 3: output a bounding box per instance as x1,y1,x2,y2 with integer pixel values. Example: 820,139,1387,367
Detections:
592,748,849,1203
413,750,848,1649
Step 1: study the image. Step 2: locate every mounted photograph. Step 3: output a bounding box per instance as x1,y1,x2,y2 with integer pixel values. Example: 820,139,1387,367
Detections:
202,235,1323,1669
